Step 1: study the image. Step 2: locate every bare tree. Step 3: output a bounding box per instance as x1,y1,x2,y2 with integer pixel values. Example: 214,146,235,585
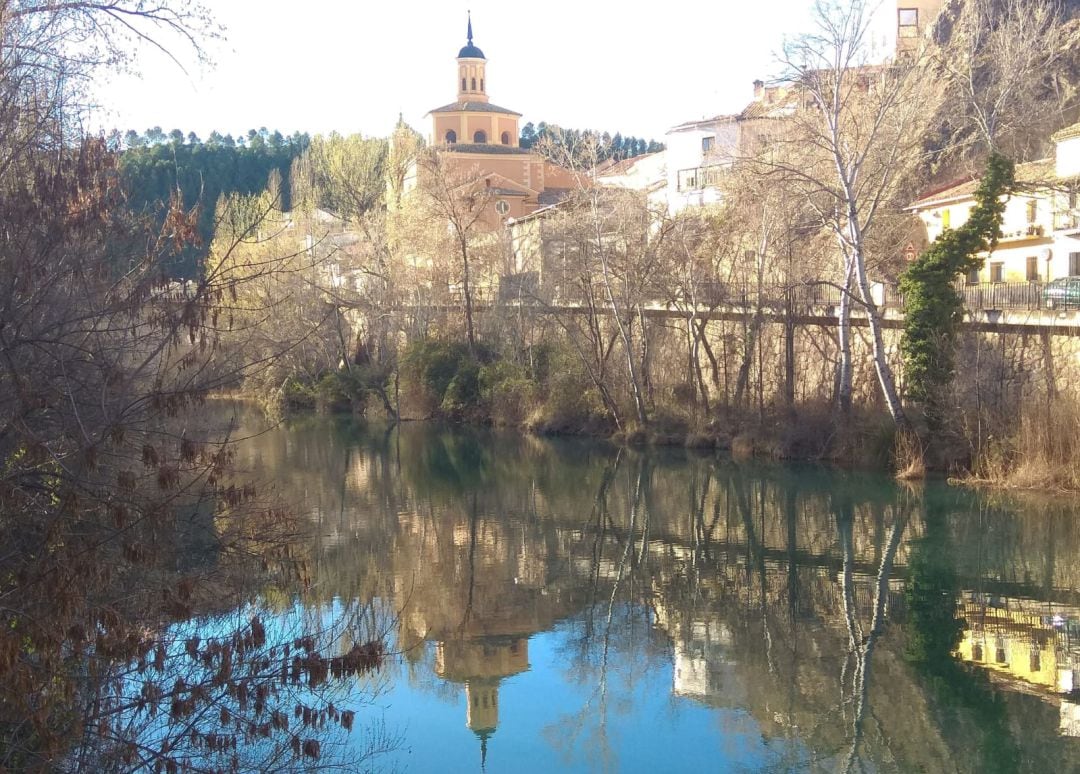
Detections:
407,150,499,353
774,0,943,427
0,5,396,769
934,0,1068,161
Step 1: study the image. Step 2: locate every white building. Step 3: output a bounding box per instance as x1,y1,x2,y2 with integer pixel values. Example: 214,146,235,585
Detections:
664,81,796,215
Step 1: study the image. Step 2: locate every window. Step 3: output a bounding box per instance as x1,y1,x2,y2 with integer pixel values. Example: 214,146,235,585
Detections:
495,200,510,216
1070,190,1078,210
1027,199,1038,224
480,79,484,91
473,130,487,143
501,131,510,145
898,8,918,36
990,262,1004,283
966,267,980,285
972,642,983,661
471,77,477,90
677,169,699,192
702,136,715,153
1070,252,1080,275
462,77,467,91
1027,256,1039,281
445,130,457,144
1030,650,1042,672
941,208,950,229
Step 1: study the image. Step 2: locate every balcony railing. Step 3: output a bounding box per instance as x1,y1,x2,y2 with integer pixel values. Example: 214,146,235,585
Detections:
1054,210,1080,232
676,165,726,193
485,276,1080,315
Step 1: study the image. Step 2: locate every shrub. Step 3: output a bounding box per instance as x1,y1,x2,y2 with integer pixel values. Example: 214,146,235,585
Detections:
479,360,535,426
400,340,485,420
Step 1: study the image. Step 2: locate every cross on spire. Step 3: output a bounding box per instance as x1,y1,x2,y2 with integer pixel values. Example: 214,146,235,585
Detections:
467,11,474,45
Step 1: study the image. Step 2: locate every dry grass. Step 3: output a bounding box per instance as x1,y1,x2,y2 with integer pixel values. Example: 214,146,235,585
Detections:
967,396,1080,491
893,428,927,480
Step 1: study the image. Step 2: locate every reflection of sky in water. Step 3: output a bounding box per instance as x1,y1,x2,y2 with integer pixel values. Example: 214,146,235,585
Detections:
212,416,1080,772
375,619,791,773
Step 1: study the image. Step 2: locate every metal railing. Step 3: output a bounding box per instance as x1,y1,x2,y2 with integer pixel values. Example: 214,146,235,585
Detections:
478,276,1080,315
1054,210,1080,232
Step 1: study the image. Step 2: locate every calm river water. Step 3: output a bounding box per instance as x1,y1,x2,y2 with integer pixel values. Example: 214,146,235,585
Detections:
225,414,1080,772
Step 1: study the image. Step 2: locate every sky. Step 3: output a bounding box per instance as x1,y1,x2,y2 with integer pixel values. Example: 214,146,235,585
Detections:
90,0,897,143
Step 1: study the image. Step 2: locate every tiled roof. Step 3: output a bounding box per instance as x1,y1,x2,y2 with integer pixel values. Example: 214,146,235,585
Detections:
538,188,572,206
1052,121,1080,143
737,95,798,120
441,143,532,155
668,115,738,133
596,152,662,178
908,159,1056,209
428,100,522,116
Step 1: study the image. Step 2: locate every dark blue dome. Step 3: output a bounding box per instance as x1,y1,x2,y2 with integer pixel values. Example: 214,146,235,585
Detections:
458,43,485,59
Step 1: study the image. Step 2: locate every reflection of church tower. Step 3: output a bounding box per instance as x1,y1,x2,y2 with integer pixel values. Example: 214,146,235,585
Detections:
466,677,499,768
465,678,499,733
435,635,529,768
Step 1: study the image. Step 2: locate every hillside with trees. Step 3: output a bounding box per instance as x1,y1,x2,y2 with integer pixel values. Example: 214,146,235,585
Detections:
118,128,309,278
519,121,664,165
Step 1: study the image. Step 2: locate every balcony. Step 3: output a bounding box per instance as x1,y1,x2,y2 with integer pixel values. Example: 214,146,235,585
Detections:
676,165,726,193
1054,210,1080,232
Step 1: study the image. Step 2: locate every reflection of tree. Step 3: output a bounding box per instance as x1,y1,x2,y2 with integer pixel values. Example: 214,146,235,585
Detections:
545,452,656,773
836,487,910,774
230,418,1080,772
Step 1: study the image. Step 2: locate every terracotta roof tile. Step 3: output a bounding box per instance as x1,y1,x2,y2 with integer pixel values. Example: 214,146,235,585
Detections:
427,101,522,116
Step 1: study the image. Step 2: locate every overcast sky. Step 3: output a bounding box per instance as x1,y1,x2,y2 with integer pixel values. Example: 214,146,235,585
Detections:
90,0,896,142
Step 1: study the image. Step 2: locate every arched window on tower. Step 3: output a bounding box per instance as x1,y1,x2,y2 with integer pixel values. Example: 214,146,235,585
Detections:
445,130,457,144
473,130,487,143
471,77,477,90
480,79,484,91
501,132,510,145
462,77,467,91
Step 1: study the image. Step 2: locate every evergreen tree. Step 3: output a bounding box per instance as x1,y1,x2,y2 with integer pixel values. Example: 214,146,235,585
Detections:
899,153,1015,428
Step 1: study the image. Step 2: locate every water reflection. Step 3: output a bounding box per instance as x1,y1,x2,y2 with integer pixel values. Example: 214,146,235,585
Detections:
237,416,1080,772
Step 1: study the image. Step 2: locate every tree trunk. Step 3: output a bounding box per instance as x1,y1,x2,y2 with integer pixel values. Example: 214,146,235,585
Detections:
459,234,476,352
851,242,907,429
836,259,854,417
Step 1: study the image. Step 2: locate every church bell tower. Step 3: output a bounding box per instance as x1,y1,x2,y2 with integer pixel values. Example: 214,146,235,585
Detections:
456,13,488,104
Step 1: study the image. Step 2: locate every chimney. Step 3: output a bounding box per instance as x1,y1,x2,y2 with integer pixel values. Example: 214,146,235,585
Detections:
753,80,764,100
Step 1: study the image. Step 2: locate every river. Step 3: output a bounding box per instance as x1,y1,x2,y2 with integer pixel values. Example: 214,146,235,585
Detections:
173,413,1080,772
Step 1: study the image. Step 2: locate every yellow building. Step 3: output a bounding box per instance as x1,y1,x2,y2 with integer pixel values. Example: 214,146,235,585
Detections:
416,15,578,225
908,122,1080,283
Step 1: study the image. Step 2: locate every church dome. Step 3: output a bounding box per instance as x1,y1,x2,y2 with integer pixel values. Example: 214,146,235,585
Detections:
458,43,485,59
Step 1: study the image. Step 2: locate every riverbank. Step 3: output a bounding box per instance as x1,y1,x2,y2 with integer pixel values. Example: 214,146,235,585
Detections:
227,336,1080,493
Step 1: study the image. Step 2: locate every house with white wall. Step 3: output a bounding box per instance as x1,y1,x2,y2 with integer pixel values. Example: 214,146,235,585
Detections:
908,122,1080,283
664,81,795,215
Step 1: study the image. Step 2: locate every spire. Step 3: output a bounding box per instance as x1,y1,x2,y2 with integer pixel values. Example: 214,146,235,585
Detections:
456,12,485,59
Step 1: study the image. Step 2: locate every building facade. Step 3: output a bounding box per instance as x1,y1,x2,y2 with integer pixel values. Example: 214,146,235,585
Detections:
664,81,795,214
896,0,946,56
908,122,1080,284
411,16,578,226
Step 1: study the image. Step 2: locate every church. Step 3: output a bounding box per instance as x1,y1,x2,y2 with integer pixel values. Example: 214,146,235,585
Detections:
415,15,578,224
